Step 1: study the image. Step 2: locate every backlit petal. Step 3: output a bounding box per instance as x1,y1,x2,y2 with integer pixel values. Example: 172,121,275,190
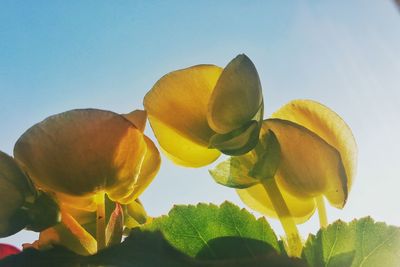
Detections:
144,65,222,167
147,115,220,167
272,99,357,190
33,211,97,255
207,54,263,134
124,199,151,229
14,109,146,200
262,119,348,208
123,110,147,132
145,64,222,145
116,136,161,204
237,179,316,224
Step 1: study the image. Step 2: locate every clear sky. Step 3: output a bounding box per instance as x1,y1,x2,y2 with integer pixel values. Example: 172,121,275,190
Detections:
1,0,400,247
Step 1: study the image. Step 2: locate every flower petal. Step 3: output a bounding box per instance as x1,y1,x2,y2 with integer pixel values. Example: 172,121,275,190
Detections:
0,151,31,237
124,199,151,229
209,120,260,156
105,126,147,202
145,64,222,146
144,65,222,167
106,203,123,246
263,119,348,208
14,109,146,200
32,211,97,255
56,192,97,212
207,54,263,134
271,99,357,190
115,135,161,204
236,180,316,224
147,115,220,167
0,151,32,196
0,244,20,260
123,109,147,132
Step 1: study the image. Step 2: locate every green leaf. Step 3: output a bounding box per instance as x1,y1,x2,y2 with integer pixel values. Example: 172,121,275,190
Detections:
144,201,281,259
209,154,258,189
303,217,400,267
1,202,306,267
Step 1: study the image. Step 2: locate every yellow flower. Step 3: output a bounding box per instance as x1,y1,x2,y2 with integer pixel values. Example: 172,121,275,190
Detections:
237,99,357,222
143,54,263,167
13,109,160,208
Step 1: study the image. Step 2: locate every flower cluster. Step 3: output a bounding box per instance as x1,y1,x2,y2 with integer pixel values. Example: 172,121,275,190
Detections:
0,54,356,258
1,109,160,254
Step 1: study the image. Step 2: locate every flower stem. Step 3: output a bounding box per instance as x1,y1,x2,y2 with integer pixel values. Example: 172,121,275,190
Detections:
261,179,303,257
96,192,106,251
316,196,328,228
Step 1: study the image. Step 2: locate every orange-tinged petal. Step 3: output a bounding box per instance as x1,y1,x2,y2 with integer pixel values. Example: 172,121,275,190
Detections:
237,179,316,224
105,127,147,202
207,54,263,134
56,192,97,212
117,136,161,204
123,110,147,132
33,211,97,255
271,99,357,190
14,109,146,201
147,115,220,167
262,119,348,208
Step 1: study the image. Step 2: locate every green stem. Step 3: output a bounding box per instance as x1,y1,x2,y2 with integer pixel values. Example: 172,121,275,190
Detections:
96,192,106,251
316,196,328,228
261,179,303,257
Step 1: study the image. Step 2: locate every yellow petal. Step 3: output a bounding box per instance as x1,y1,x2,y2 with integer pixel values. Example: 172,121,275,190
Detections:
36,211,97,255
124,199,151,229
56,192,97,212
262,119,348,208
105,127,147,202
236,180,316,224
116,135,161,204
145,64,222,146
147,115,220,167
144,65,222,167
14,109,146,200
207,54,263,134
123,110,147,132
272,100,357,190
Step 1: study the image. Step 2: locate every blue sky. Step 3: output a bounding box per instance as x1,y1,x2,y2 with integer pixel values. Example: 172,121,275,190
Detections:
1,1,400,246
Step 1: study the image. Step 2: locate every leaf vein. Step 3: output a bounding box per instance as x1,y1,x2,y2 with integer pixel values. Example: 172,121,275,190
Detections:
178,209,217,258
326,223,339,267
359,228,399,267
